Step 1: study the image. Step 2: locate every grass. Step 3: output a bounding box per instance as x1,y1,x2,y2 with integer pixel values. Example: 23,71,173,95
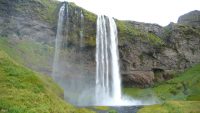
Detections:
88,106,117,113
93,106,110,111
116,20,164,46
36,0,59,24
0,37,54,74
0,49,94,113
124,64,200,113
137,101,200,113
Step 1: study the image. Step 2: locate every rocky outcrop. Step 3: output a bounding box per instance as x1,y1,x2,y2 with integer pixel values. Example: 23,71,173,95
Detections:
0,0,60,43
122,71,155,88
0,16,55,43
178,10,200,26
127,21,164,37
119,21,200,87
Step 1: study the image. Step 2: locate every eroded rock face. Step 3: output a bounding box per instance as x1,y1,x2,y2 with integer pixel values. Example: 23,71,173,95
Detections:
120,22,200,87
122,71,155,88
0,16,55,43
128,21,164,37
178,10,200,26
0,0,59,43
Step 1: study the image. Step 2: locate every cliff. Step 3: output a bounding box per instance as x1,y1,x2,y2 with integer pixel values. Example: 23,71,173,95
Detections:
178,10,200,26
0,0,200,89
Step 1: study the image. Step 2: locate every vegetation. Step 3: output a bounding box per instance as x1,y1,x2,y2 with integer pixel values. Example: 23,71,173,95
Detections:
15,0,59,24
80,5,97,47
82,8,97,24
36,0,59,24
177,24,200,36
124,64,200,113
138,101,200,113
116,20,164,46
0,48,94,113
89,106,117,113
93,106,110,111
0,37,54,74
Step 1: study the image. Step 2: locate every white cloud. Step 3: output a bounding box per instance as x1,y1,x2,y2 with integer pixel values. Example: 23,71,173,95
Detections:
57,0,200,26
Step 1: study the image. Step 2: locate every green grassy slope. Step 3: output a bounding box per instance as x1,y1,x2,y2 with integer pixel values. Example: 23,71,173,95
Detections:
124,64,200,113
116,20,164,46
138,101,200,113
0,37,54,75
0,49,94,113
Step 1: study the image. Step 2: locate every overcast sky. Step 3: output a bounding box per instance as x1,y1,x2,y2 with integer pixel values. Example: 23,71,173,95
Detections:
57,0,200,26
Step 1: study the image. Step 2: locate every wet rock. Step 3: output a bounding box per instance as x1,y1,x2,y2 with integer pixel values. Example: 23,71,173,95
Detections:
122,71,155,88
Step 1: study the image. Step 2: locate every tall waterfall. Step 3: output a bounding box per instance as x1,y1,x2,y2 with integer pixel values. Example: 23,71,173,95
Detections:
52,4,65,79
95,15,122,105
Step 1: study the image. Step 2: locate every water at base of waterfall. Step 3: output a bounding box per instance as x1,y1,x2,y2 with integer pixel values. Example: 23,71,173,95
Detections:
82,106,142,113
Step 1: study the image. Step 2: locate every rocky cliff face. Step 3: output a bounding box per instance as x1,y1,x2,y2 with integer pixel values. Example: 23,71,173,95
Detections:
0,0,57,42
178,10,200,27
120,22,200,87
0,0,60,74
0,0,200,88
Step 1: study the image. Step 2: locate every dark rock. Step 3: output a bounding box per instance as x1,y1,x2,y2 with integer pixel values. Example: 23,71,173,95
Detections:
178,10,200,26
122,71,155,88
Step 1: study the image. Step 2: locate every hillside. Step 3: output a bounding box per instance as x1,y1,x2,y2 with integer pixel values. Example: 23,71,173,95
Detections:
0,49,94,113
124,63,200,113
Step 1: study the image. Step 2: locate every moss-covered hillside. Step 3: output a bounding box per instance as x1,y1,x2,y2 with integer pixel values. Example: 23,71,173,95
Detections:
116,20,164,46
0,37,54,75
0,49,94,113
124,64,200,113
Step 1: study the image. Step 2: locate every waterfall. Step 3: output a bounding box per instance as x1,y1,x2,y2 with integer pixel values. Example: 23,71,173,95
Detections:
52,4,65,79
95,15,122,105
80,10,84,48
51,4,157,106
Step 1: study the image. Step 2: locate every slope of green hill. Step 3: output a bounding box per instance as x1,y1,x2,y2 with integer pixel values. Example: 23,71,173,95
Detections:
124,64,200,113
0,49,94,113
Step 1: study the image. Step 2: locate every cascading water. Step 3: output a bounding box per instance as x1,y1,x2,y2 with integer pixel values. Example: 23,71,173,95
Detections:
95,15,122,105
95,15,158,106
52,3,157,107
52,4,65,79
80,10,84,48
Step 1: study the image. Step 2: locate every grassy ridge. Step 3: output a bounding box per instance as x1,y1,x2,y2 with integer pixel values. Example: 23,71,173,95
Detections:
124,64,200,113
0,49,94,113
0,37,54,74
